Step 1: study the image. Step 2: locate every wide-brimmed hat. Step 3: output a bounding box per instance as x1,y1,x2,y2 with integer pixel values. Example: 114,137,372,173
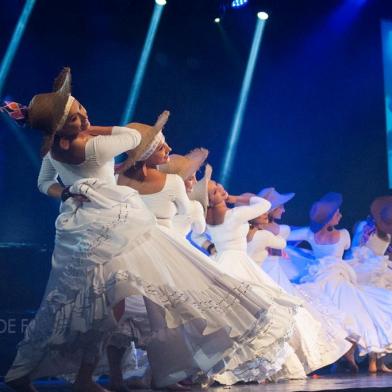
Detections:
257,187,295,210
189,164,212,214
309,192,343,233
27,67,73,156
158,148,209,180
117,110,170,173
371,196,392,234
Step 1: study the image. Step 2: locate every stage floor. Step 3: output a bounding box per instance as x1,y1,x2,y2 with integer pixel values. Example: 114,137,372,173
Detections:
2,374,392,392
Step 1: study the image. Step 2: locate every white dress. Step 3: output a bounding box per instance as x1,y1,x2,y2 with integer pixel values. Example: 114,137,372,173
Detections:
248,228,356,348
139,178,296,383
259,225,313,283
6,130,298,388
350,221,392,290
206,198,350,385
297,228,392,357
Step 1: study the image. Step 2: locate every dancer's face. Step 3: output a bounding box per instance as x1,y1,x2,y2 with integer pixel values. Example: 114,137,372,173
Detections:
184,174,197,194
146,141,172,166
60,99,90,137
328,209,342,227
270,205,285,220
208,180,228,206
251,212,269,228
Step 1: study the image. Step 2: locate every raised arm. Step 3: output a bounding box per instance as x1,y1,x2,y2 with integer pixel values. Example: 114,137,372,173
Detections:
85,126,141,165
259,230,287,250
231,196,271,225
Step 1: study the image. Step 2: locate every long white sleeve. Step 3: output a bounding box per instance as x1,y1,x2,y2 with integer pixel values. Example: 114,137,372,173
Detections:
37,154,59,194
231,196,271,225
189,200,206,234
248,230,286,263
168,175,194,215
168,175,206,234
341,229,351,251
85,126,141,165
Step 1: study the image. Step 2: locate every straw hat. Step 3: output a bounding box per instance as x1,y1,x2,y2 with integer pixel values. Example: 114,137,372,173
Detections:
27,67,72,156
257,187,295,210
158,148,209,180
371,196,392,234
309,192,343,233
189,164,212,214
117,110,170,173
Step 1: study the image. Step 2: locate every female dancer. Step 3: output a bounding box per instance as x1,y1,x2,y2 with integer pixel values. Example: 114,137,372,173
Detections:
205,181,352,384
350,196,392,289
156,148,209,237
158,150,215,253
256,187,312,282
117,135,330,384
3,68,312,391
292,193,392,373
242,193,358,372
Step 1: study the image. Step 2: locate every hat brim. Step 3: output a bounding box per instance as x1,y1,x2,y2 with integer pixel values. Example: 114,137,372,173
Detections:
309,195,342,233
270,192,295,210
28,67,72,156
159,148,208,180
116,110,170,173
189,164,212,215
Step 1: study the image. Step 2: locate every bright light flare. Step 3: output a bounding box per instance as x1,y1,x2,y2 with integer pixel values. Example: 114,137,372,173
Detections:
257,12,269,20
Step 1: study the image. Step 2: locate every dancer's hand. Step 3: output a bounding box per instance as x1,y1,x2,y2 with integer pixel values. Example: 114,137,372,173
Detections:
61,186,90,203
226,195,237,204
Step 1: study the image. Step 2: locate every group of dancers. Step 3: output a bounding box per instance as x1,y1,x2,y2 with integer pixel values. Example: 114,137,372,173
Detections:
2,67,392,392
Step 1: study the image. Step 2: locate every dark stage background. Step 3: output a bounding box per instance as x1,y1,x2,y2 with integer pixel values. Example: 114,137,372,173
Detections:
1,0,392,244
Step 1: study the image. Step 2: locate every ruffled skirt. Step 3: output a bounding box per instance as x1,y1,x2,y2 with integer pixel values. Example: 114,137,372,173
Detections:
299,256,392,357
212,250,349,384
6,179,309,387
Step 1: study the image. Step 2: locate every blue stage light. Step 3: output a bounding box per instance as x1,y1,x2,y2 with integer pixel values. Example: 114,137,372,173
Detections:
219,15,268,187
0,0,36,98
231,0,248,9
257,11,269,20
121,1,166,125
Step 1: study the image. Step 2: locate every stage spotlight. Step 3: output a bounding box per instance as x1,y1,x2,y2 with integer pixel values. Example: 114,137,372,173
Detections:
121,2,166,124
0,0,36,97
214,17,221,23
257,11,269,20
231,0,248,8
219,14,268,187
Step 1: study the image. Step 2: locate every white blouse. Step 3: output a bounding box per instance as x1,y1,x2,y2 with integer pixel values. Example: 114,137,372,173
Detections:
37,126,141,194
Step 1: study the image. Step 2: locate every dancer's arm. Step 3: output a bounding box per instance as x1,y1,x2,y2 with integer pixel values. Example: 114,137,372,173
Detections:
258,230,287,250
232,196,271,224
190,231,216,255
86,126,141,164
341,229,351,250
171,175,206,234
37,155,63,198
